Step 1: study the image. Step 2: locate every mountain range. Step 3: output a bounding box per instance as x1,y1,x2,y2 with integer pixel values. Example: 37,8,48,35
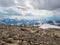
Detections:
0,18,60,27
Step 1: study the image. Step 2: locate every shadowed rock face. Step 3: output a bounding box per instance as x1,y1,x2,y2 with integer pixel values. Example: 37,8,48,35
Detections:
0,24,60,45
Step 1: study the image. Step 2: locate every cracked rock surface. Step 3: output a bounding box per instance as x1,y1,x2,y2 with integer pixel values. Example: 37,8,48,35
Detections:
0,24,60,45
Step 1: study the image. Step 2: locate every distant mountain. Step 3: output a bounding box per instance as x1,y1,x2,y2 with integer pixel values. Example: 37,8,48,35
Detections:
0,18,41,26
47,20,60,26
0,18,60,26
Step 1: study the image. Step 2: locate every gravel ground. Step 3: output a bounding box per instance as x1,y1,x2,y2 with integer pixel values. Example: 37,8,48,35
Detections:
0,24,60,45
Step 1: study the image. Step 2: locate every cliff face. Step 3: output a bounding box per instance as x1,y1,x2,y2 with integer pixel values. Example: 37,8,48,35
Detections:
0,24,60,45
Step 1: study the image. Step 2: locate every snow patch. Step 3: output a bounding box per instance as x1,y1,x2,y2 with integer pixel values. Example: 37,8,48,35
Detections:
39,24,60,29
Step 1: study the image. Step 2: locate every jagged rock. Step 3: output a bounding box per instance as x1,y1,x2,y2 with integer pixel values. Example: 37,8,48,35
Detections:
22,41,30,45
6,43,18,45
16,40,22,45
0,40,7,45
3,38,14,43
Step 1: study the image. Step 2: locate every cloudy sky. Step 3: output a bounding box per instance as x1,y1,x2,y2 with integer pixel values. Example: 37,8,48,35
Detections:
0,0,60,20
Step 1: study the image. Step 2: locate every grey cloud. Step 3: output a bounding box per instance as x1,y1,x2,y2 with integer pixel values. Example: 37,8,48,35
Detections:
30,0,60,10
0,0,60,10
0,8,21,15
0,15,10,19
0,0,15,7
17,0,25,6
0,0,28,8
53,9,60,16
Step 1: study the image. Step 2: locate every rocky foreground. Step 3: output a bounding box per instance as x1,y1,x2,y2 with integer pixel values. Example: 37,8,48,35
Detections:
0,24,60,45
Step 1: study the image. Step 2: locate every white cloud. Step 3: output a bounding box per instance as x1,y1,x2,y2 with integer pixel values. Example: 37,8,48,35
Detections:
9,10,53,20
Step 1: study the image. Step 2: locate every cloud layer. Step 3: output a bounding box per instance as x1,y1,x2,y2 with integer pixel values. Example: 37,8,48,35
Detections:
0,0,60,20
31,0,60,10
